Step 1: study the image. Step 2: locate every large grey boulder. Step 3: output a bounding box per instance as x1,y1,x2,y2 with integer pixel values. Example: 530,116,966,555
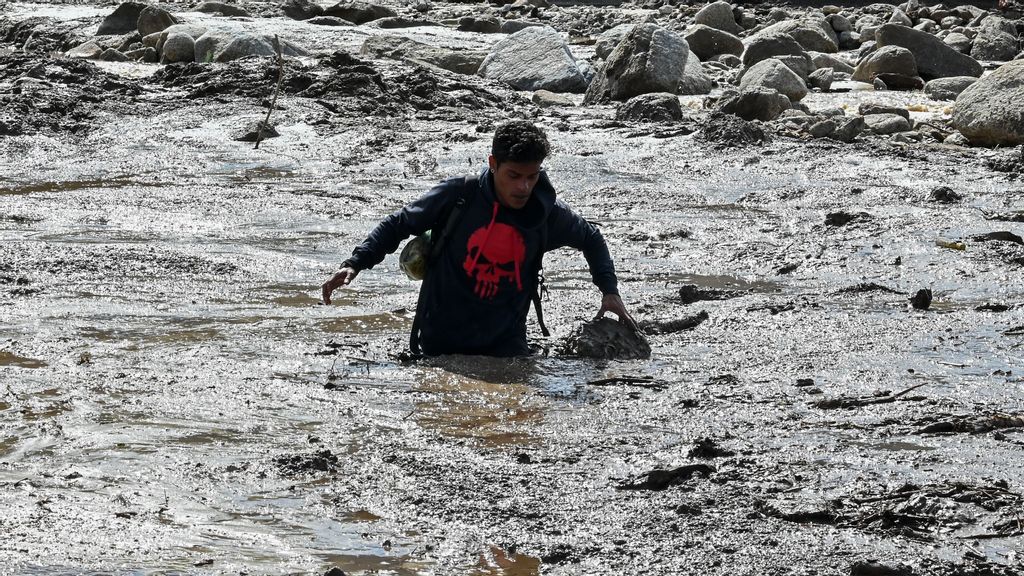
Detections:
944,32,972,54
161,32,195,63
684,24,743,60
97,2,148,35
584,24,693,103
953,59,1024,146
197,32,274,62
752,18,839,53
194,30,308,63
739,57,808,101
829,115,866,142
970,16,1019,62
137,6,177,37
809,51,854,74
694,1,742,35
325,1,397,24
67,41,104,59
594,23,635,60
679,51,713,95
808,67,834,91
875,23,982,79
362,36,484,75
742,32,805,68
616,92,683,122
924,76,976,100
852,45,918,82
478,26,586,93
719,87,791,121
864,113,911,134
154,24,207,55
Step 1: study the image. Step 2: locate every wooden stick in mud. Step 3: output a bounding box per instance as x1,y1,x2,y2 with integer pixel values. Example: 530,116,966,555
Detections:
254,35,284,150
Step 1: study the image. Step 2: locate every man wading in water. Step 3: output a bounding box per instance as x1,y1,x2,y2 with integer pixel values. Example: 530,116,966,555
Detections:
322,120,636,357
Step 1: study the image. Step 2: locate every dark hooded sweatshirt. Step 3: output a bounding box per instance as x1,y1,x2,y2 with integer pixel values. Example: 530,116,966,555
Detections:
342,168,619,356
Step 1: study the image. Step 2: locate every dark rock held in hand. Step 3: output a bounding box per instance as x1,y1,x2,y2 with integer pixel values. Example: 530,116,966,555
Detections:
563,318,651,360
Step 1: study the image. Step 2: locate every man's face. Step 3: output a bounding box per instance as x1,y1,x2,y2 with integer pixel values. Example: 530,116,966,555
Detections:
489,155,543,210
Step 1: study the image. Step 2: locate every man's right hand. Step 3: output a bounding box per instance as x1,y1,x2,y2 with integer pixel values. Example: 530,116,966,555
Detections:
322,267,358,304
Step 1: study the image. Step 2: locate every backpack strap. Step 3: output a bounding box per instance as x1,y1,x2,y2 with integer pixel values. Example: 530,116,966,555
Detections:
531,222,550,338
409,174,479,355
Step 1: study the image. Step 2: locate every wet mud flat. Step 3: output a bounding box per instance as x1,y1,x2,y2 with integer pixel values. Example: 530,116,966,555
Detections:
2,1,1024,575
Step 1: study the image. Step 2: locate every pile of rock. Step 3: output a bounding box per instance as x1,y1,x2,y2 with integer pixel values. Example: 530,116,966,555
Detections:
67,1,309,64
55,0,1024,147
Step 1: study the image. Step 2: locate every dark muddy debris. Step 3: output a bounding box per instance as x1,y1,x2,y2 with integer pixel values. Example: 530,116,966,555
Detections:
930,186,963,204
745,301,795,314
619,463,715,491
910,288,933,310
273,449,339,475
976,303,1012,312
985,146,1024,176
0,16,84,54
850,560,915,576
814,382,928,410
984,210,1024,223
836,282,904,295
679,284,744,304
915,413,1024,435
972,231,1024,245
0,54,140,135
688,438,735,459
639,310,708,334
697,111,771,148
758,500,842,525
586,375,664,389
825,211,873,227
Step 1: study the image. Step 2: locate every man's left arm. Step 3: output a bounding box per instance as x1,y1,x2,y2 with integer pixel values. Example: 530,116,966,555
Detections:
546,201,637,330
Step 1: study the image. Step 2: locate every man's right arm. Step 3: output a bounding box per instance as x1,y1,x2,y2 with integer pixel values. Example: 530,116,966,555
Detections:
322,180,456,304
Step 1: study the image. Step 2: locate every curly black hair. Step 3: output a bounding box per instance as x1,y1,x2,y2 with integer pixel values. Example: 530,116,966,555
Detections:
491,120,550,165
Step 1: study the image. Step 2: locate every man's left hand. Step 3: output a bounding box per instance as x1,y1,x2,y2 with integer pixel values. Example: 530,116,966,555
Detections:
595,294,638,332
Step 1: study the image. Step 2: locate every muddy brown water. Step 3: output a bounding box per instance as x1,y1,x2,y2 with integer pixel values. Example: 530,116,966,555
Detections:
2,2,1024,575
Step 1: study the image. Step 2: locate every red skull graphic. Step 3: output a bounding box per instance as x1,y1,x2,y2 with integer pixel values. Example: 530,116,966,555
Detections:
463,223,526,299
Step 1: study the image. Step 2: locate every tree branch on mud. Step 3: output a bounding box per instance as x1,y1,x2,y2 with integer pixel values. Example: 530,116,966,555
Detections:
254,35,284,150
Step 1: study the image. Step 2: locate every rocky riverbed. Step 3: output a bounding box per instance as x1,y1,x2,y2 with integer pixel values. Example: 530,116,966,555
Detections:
1,0,1023,574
